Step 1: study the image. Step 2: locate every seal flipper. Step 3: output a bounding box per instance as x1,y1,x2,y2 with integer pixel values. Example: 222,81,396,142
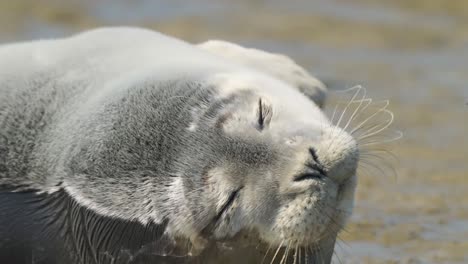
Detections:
0,187,192,264
0,188,71,264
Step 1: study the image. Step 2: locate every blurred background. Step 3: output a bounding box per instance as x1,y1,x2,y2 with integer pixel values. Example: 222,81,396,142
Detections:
0,0,467,263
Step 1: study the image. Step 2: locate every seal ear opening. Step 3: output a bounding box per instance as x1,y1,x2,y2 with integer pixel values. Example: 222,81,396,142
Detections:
256,98,272,131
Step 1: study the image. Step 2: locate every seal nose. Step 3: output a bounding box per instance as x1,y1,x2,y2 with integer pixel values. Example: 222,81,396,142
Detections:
279,146,329,195
317,129,359,182
292,148,326,182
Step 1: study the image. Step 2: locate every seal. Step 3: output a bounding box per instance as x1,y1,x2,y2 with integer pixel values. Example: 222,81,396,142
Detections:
0,27,358,264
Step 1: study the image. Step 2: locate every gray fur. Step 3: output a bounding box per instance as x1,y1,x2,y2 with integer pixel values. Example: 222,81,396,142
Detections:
0,27,358,264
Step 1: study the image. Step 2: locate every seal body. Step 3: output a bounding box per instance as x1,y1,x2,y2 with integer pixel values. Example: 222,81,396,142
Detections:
0,27,358,264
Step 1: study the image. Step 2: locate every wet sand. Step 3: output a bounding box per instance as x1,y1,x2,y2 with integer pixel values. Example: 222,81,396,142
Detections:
0,0,467,263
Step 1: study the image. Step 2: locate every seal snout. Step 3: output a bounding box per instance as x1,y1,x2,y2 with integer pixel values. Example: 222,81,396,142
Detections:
292,148,326,182
317,128,359,182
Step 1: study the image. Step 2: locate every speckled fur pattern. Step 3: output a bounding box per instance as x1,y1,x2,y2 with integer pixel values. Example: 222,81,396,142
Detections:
0,27,358,264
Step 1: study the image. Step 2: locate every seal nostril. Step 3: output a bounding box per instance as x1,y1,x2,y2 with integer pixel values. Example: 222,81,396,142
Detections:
305,162,326,177
308,147,319,162
293,171,323,182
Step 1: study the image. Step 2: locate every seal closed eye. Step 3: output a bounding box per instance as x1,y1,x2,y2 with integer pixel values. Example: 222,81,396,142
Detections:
0,27,360,264
207,187,243,231
216,188,243,223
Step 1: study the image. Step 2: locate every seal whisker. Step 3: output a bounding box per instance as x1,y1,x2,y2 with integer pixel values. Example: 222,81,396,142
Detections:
310,206,344,243
353,115,393,140
355,118,392,141
360,153,398,180
349,100,390,135
337,233,351,248
314,204,342,230
325,86,366,157
359,160,394,180
329,99,342,126
332,237,349,264
328,86,367,129
360,148,400,165
360,152,398,169
324,103,343,156
270,240,284,264
342,95,373,132
352,121,394,142
304,246,308,264
335,85,364,129
356,110,394,141
292,243,298,264
358,130,403,146
315,243,323,264
326,88,355,149
349,99,390,129
360,147,399,170
280,241,291,264
333,247,343,264
261,243,273,264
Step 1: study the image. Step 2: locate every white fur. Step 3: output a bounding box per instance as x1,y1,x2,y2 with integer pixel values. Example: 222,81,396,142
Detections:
198,40,327,107
0,28,357,260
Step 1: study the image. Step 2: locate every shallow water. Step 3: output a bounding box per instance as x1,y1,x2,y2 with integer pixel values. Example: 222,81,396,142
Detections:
1,0,467,263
